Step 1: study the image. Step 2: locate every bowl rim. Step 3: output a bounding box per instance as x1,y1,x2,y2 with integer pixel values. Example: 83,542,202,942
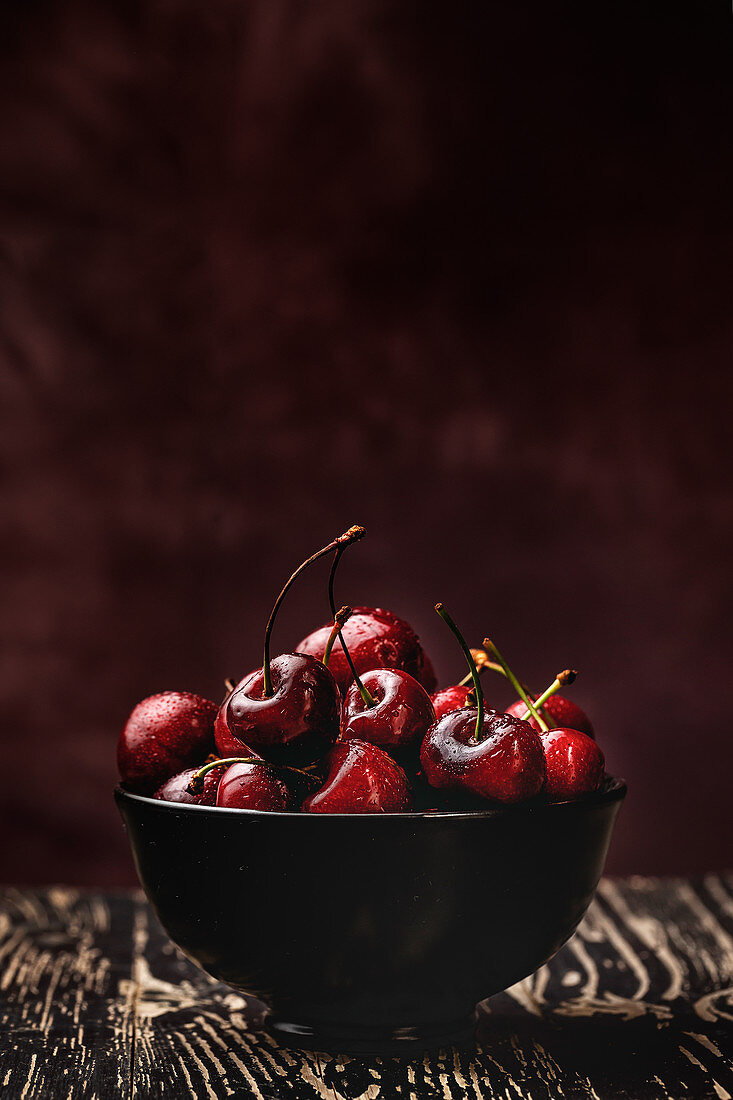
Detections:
115,775,627,820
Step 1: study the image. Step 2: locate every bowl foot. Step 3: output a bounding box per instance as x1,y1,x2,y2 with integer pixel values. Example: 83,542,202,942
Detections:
267,1013,477,1055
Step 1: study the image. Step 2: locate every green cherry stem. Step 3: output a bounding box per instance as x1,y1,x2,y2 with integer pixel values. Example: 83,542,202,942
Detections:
483,637,548,732
435,604,484,742
458,648,504,687
262,525,366,698
461,647,552,721
188,757,260,792
460,648,536,693
322,606,353,668
515,669,578,722
187,757,316,795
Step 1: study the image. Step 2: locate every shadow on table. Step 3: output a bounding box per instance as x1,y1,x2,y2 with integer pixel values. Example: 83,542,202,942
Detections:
308,998,733,1098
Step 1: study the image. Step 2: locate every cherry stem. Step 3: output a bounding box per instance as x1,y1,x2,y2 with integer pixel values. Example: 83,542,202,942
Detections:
327,540,376,708
224,678,237,693
262,525,366,698
483,637,548,732
515,669,577,723
187,757,317,794
458,649,504,687
337,622,377,708
435,604,484,741
328,547,342,618
460,649,537,694
323,606,353,667
467,647,555,726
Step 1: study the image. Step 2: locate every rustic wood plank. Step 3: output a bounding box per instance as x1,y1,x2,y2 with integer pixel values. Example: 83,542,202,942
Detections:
0,886,137,1100
1,878,732,1098
130,896,331,1099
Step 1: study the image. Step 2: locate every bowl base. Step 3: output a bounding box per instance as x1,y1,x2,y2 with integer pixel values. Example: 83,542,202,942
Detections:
267,1012,477,1055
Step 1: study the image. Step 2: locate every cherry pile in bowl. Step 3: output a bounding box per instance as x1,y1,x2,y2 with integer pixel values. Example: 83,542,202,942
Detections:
117,527,606,813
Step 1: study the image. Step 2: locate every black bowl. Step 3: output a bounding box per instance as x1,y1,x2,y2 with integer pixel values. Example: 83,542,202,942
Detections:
116,778,626,1054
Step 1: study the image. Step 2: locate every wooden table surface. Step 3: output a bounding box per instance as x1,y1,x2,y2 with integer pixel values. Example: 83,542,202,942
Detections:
1,878,732,1099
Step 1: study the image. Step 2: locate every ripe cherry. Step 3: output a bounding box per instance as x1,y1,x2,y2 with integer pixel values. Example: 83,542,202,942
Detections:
153,762,227,805
216,761,291,811
187,755,317,811
420,607,546,804
216,528,364,766
540,727,605,798
506,694,595,739
303,740,413,813
329,606,436,755
297,549,437,697
481,642,604,797
298,606,436,693
430,684,474,720
118,691,218,794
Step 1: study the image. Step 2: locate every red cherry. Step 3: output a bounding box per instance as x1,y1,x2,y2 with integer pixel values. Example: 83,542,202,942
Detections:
218,528,365,766
341,669,435,752
213,679,262,756
297,606,436,693
153,763,226,805
540,727,605,798
483,644,590,742
545,695,594,738
421,606,545,804
480,647,600,800
213,698,242,756
324,606,434,761
421,708,546,803
303,740,413,813
430,684,474,720
117,692,218,793
217,653,340,765
507,695,594,739
216,761,291,811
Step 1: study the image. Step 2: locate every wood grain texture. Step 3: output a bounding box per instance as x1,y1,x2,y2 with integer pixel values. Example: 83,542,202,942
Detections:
1,878,732,1099
0,888,136,1099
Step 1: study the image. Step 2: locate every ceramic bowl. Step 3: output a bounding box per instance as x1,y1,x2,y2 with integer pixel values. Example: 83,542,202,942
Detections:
116,777,626,1053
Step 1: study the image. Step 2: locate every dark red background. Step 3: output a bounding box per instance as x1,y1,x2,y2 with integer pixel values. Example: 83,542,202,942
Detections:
1,1,731,885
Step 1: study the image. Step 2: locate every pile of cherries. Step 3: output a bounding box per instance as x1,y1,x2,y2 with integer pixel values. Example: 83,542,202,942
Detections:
117,527,606,813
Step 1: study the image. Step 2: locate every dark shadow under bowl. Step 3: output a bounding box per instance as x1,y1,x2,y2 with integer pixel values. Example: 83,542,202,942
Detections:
116,777,626,1053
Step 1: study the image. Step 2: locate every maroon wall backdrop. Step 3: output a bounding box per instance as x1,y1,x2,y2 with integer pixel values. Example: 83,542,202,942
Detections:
1,1,732,885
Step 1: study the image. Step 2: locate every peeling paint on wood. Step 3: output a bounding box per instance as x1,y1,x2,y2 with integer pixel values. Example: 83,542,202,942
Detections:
1,878,732,1098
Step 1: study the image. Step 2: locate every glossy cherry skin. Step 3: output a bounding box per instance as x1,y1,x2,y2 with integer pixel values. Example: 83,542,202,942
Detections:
297,606,437,694
303,740,413,813
216,762,291,811
213,694,259,758
153,764,226,806
506,695,595,739
341,670,435,753
430,685,474,721
216,653,340,766
540,727,605,799
420,708,546,804
117,692,218,793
